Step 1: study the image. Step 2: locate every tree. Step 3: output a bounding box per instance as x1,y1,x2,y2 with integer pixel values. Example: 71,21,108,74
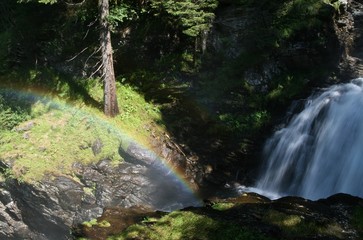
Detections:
150,0,218,63
17,0,120,117
99,0,119,116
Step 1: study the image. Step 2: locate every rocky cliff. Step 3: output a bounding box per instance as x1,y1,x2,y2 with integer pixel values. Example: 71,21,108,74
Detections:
0,137,200,239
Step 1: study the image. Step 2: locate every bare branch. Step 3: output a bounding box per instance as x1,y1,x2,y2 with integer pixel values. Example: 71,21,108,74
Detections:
83,19,98,40
63,0,86,6
84,46,102,68
66,47,88,62
89,61,103,79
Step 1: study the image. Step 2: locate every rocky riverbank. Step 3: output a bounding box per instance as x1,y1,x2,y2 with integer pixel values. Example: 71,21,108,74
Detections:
75,192,363,240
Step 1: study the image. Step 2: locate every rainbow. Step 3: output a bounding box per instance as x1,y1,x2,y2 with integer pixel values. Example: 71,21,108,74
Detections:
0,85,202,210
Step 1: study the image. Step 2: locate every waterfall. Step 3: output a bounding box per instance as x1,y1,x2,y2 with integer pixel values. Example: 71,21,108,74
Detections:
255,78,363,200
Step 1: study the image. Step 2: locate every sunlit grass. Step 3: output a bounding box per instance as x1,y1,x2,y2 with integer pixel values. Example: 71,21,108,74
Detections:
83,78,165,147
0,73,165,183
0,107,122,182
109,210,275,240
212,202,235,211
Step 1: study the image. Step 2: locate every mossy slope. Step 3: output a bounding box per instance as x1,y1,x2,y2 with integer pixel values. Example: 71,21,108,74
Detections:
0,73,165,183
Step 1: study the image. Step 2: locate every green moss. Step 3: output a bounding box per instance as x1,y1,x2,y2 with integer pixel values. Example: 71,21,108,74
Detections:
82,218,111,229
109,210,275,240
0,106,123,181
217,110,270,137
98,220,112,228
0,72,165,183
82,219,98,228
212,202,235,211
263,210,344,238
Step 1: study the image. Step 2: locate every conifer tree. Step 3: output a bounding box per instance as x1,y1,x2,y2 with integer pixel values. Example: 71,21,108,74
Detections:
151,0,218,58
17,0,120,117
99,0,119,116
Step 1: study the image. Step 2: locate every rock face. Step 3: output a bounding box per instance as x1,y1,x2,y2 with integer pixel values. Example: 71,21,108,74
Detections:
337,0,363,79
0,138,201,239
181,0,343,188
186,0,363,188
207,1,339,91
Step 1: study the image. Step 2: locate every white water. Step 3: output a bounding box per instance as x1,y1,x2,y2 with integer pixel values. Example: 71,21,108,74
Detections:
254,78,363,200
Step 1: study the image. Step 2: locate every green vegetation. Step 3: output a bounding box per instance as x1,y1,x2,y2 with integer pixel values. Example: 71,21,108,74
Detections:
191,0,338,147
0,93,30,131
263,209,344,238
83,219,111,228
77,195,362,240
0,73,164,183
150,0,218,37
0,0,341,185
211,202,235,211
0,0,339,154
352,206,363,237
109,210,274,240
0,0,355,239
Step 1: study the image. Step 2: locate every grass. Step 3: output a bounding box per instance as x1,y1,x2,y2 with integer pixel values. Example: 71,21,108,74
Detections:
108,210,275,240
76,197,361,240
0,106,122,182
0,71,165,183
263,209,344,238
211,202,235,211
83,78,164,145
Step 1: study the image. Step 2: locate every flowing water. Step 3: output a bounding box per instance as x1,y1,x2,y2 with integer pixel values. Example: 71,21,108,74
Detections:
251,78,363,200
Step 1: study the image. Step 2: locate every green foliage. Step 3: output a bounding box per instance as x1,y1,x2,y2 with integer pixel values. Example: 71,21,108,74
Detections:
218,110,270,135
273,0,328,40
192,0,337,150
267,74,307,104
0,91,32,130
108,3,138,30
0,107,28,131
150,0,218,37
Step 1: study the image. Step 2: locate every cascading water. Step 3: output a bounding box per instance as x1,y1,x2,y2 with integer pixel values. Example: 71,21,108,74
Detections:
253,78,363,200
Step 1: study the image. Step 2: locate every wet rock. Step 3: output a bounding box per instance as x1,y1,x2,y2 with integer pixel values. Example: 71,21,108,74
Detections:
77,193,363,239
0,184,47,239
73,205,162,240
0,151,200,239
119,142,158,166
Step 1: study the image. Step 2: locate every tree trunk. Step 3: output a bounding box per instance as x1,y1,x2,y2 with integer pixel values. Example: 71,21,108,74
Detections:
99,0,119,117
